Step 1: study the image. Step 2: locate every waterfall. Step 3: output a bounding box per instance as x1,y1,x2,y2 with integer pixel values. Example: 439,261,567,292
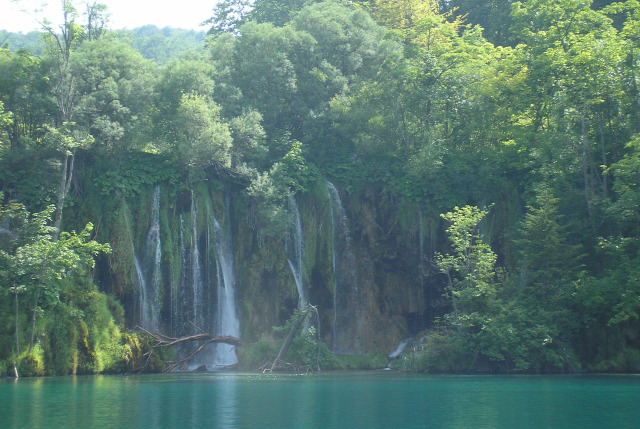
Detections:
173,214,188,337
133,185,161,332
285,195,307,310
190,191,204,330
173,192,205,338
209,196,240,367
144,185,162,331
388,338,410,360
134,255,148,327
327,182,359,353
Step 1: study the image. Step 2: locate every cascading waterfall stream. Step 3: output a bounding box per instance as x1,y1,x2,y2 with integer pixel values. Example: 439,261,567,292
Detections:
285,195,307,311
327,182,359,353
190,191,204,330
134,255,148,326
144,184,162,332
132,185,162,332
208,195,240,367
173,192,210,369
173,214,187,337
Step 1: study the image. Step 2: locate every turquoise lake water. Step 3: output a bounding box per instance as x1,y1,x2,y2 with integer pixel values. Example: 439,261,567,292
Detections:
2,372,639,428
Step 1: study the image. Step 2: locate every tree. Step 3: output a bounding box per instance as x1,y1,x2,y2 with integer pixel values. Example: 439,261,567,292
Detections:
356,0,443,31
444,0,516,46
172,93,232,171
0,200,110,355
29,0,91,239
436,205,498,318
205,0,254,35
153,56,216,146
83,1,109,41
252,0,319,26
0,101,10,151
515,182,584,300
71,38,155,155
508,0,626,253
0,48,54,150
230,21,301,138
228,108,267,168
41,122,93,239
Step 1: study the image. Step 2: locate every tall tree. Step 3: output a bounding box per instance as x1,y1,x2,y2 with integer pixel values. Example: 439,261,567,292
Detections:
172,92,232,172
83,1,109,41
436,205,498,319
205,0,254,35
32,1,91,239
71,38,155,155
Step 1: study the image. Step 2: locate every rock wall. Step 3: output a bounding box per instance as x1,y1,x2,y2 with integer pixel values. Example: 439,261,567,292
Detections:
88,175,440,356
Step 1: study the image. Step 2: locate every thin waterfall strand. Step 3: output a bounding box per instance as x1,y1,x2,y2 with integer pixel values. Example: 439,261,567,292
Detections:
211,212,240,366
285,195,306,310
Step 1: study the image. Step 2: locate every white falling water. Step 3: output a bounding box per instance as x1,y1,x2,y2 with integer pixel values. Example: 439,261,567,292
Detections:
134,255,148,327
388,338,410,360
327,183,340,350
173,214,187,337
285,195,307,310
144,184,162,332
134,185,162,332
327,181,359,353
211,207,240,367
190,191,204,330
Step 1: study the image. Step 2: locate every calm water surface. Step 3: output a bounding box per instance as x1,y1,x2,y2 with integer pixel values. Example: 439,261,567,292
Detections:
2,372,639,428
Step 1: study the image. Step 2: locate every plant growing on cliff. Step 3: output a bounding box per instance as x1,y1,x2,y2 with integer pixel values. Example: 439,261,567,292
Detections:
0,198,111,373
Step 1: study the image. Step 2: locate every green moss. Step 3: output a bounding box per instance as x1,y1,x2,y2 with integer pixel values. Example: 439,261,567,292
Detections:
16,344,46,377
43,303,80,375
237,337,279,371
132,186,153,250
115,331,167,373
107,198,137,297
331,352,388,370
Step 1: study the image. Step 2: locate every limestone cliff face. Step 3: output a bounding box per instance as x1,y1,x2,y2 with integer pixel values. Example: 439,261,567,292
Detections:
90,176,438,355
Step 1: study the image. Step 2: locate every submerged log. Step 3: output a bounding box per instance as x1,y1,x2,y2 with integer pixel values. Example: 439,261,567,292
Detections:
136,325,242,372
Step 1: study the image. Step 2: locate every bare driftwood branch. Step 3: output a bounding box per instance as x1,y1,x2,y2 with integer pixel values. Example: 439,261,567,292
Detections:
136,325,242,372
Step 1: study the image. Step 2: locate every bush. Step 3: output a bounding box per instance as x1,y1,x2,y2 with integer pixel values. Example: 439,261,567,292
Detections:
392,331,471,373
591,347,640,373
16,344,46,377
237,336,279,371
331,352,388,370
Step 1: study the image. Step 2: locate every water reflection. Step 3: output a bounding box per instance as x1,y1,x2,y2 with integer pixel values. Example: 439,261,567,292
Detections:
2,373,640,428
216,376,238,427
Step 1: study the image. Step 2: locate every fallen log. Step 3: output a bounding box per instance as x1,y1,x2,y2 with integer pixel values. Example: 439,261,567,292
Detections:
136,325,242,372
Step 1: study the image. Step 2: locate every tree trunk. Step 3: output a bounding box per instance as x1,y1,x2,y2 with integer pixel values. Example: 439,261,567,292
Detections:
136,326,242,372
268,310,307,372
53,150,74,241
14,286,20,355
29,284,40,353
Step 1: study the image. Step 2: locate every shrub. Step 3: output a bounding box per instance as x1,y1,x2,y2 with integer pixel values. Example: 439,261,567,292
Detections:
16,344,46,377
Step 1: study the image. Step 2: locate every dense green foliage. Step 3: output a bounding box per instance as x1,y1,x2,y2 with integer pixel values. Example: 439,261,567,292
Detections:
2,0,640,375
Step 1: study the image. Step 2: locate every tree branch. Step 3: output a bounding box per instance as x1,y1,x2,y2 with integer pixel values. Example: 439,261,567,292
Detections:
136,325,242,372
